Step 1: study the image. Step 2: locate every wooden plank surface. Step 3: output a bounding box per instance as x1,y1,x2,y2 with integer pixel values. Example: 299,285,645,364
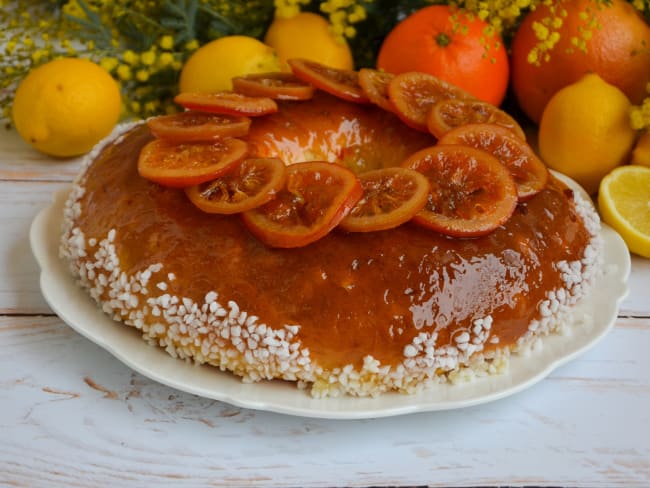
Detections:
0,128,82,181
1,129,649,487
0,180,69,314
1,315,648,487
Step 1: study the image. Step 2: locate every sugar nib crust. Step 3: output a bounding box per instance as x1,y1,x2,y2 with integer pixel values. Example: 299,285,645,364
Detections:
60,101,603,398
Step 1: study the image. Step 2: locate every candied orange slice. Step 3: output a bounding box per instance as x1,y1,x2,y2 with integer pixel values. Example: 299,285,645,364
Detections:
358,68,395,112
137,138,248,188
174,92,278,116
288,58,369,103
147,111,251,142
402,145,518,237
232,72,315,100
427,99,526,140
185,158,287,214
242,161,362,247
340,167,430,232
438,123,548,200
388,72,474,132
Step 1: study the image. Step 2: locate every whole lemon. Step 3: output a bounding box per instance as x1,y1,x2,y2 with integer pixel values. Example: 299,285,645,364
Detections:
12,57,121,158
179,36,281,93
538,73,637,194
264,12,354,70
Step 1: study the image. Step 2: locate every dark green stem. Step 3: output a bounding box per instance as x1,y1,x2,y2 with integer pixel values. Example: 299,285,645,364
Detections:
436,33,451,47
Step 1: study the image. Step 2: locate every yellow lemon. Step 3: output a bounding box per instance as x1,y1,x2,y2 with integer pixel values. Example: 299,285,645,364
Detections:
264,12,354,70
538,73,637,195
598,165,650,258
179,36,280,93
12,57,121,158
631,130,650,168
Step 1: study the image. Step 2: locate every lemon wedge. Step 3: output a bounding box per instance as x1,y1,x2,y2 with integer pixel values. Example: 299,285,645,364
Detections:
598,165,650,258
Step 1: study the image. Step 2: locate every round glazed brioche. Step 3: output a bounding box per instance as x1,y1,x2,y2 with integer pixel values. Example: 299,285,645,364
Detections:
60,94,602,397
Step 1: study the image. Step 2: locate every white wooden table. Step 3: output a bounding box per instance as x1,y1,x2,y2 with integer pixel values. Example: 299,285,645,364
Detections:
1,127,649,487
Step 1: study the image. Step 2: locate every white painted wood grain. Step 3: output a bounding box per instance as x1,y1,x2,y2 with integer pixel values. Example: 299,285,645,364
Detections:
1,316,648,487
0,128,82,181
0,181,69,313
626,256,650,317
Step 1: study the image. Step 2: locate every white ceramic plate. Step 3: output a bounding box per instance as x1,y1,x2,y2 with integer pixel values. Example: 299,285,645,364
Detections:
30,181,630,419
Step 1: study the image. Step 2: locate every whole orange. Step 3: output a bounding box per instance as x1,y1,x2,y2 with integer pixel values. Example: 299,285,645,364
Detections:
376,5,509,106
511,0,650,123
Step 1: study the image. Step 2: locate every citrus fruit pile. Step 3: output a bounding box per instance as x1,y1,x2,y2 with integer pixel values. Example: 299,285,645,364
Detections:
139,59,550,247
511,0,650,124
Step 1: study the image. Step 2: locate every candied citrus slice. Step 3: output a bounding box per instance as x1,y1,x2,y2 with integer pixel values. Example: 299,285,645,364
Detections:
340,167,430,232
438,123,548,200
138,138,248,188
358,68,395,111
402,145,518,237
242,161,362,247
232,72,315,100
174,92,278,116
147,111,252,142
287,58,369,103
598,165,650,258
427,98,526,140
388,71,475,132
185,158,287,214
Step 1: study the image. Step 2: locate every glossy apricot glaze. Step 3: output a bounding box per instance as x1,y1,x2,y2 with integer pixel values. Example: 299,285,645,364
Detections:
77,105,591,370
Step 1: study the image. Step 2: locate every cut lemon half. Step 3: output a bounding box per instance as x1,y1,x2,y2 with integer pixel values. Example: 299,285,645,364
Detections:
598,165,650,258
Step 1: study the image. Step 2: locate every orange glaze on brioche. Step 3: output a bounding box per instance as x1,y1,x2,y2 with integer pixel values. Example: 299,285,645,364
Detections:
245,92,435,171
60,95,603,397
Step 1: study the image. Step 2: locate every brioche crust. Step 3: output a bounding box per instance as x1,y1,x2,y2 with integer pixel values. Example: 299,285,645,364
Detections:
60,97,602,397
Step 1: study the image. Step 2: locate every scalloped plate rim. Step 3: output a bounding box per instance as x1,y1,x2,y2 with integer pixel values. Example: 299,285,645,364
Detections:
29,175,631,419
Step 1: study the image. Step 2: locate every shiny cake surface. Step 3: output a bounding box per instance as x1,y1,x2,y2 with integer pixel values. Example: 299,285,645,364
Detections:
60,99,602,396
